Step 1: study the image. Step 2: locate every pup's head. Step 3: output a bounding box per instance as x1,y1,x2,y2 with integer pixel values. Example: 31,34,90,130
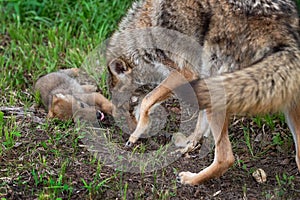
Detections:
47,93,81,120
48,93,105,124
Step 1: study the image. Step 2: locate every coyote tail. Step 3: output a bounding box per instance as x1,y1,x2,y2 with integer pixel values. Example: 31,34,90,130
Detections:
189,49,300,114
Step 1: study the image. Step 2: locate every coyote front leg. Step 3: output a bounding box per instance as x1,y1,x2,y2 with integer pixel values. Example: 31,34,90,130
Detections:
285,102,300,170
178,110,235,185
126,71,191,146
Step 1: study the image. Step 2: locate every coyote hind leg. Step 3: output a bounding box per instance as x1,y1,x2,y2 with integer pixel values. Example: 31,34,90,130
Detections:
285,102,300,170
178,111,234,185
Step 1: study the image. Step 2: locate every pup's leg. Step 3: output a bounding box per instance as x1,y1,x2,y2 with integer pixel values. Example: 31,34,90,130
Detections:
126,71,190,146
178,110,234,185
285,102,300,170
74,93,113,115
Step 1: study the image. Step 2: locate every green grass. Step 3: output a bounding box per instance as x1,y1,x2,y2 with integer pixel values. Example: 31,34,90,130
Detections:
0,0,133,106
1,0,300,199
0,0,135,199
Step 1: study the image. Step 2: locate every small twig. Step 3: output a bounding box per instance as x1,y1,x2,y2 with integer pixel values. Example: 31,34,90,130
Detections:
0,106,45,124
0,106,35,114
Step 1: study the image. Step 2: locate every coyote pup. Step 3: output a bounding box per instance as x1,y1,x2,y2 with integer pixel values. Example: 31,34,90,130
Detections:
106,0,300,185
35,68,112,121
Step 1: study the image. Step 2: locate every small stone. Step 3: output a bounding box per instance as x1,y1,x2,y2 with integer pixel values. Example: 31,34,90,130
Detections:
213,190,221,197
280,158,290,165
131,96,139,103
252,168,267,183
254,133,262,142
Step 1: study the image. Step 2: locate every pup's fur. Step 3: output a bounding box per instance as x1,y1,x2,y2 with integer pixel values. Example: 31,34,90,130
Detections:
35,68,113,121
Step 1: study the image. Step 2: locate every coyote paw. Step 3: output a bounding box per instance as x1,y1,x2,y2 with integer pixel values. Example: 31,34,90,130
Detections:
71,68,80,76
177,171,198,186
125,135,139,148
125,140,133,148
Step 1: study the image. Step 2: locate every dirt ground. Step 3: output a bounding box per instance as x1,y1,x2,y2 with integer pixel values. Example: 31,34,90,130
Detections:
2,99,300,200
97,103,300,200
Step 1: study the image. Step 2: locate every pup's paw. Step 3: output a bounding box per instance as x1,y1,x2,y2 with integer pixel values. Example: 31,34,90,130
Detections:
177,171,198,186
59,68,80,77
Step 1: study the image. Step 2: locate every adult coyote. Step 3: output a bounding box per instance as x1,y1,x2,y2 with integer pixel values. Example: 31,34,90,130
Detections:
105,0,300,185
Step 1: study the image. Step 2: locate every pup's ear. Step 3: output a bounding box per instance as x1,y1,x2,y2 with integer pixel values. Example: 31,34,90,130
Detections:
53,94,65,102
52,94,60,104
108,58,132,77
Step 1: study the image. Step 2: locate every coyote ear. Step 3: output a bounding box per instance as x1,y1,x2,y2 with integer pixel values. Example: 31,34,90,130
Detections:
108,58,131,77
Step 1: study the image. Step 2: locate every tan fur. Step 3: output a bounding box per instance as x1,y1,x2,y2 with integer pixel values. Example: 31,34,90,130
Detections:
106,0,300,185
